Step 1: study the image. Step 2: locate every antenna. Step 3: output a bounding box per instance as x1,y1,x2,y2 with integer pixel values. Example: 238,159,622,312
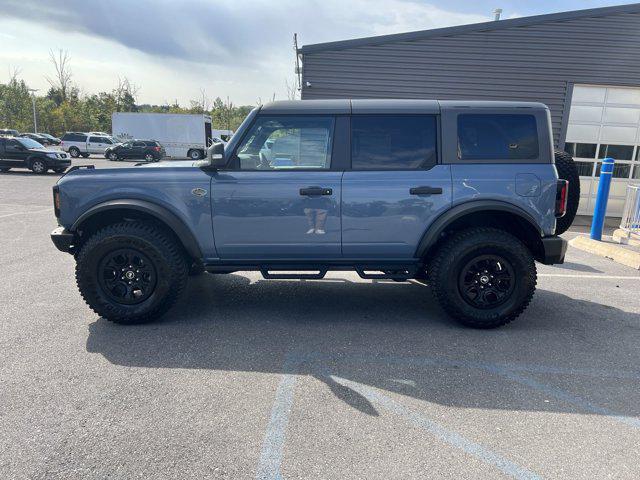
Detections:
293,33,302,93
493,8,502,21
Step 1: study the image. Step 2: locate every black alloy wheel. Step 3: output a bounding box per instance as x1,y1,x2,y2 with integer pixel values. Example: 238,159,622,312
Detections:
457,254,515,309
98,248,157,305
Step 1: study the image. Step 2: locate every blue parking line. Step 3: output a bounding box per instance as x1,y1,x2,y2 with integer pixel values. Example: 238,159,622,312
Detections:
256,354,299,480
331,376,542,480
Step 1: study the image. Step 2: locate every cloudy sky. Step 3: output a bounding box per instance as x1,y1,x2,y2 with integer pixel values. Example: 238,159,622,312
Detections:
0,0,635,106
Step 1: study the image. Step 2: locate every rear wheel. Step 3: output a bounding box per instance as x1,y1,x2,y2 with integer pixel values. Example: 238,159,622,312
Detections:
554,149,580,235
189,149,203,160
144,153,155,162
428,227,536,328
30,159,47,174
75,222,188,324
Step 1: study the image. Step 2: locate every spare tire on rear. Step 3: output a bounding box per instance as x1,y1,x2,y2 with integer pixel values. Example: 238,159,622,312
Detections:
554,149,580,235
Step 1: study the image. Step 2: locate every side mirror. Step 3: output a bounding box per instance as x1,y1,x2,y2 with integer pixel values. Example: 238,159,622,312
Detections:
206,142,226,168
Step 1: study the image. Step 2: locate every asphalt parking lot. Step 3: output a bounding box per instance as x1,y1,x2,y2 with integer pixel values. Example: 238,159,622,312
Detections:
1,159,640,479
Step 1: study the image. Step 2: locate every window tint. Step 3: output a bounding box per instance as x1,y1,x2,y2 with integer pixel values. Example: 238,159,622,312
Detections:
351,115,437,170
598,144,634,160
88,136,100,143
62,132,86,142
144,141,159,146
236,116,334,170
564,142,597,158
458,114,539,160
133,141,146,147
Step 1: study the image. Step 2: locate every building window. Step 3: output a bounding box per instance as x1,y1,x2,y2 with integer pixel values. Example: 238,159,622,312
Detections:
351,115,437,170
598,144,634,160
595,162,631,178
574,161,595,177
564,142,597,158
457,114,538,160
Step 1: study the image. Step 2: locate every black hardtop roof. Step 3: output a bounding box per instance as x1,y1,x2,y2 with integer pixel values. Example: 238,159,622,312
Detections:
259,99,548,115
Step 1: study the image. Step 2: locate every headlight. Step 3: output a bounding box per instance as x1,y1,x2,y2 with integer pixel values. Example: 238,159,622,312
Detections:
46,152,58,158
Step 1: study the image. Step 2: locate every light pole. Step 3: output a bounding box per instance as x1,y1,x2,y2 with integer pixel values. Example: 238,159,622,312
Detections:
28,88,38,133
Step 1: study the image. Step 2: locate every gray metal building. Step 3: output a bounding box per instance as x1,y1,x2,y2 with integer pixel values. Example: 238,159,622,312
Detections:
299,4,640,215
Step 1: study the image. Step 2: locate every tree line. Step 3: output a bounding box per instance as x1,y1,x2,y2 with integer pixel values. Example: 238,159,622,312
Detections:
0,50,255,137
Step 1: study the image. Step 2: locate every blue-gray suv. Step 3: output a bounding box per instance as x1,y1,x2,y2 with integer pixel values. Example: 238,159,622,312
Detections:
50,100,579,328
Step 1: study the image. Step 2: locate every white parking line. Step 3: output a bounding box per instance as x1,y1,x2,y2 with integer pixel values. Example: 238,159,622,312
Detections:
0,208,51,219
539,273,640,279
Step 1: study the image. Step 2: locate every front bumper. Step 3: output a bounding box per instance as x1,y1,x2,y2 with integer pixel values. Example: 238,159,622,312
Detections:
539,235,567,265
51,227,76,253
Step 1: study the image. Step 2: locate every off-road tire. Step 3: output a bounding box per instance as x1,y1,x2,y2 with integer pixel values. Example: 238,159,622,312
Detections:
30,158,47,174
68,147,80,158
428,227,537,328
554,149,580,235
75,221,188,324
188,262,206,276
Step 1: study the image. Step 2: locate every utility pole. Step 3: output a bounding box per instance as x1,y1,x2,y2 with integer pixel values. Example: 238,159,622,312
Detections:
28,88,39,133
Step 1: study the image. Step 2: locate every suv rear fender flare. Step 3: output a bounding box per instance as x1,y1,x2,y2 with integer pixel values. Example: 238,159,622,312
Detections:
416,200,544,259
71,199,203,260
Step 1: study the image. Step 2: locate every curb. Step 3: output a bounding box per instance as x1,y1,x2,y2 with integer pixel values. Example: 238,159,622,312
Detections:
612,228,640,247
570,236,640,270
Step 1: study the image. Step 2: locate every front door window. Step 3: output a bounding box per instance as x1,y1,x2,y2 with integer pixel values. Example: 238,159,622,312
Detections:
234,116,334,170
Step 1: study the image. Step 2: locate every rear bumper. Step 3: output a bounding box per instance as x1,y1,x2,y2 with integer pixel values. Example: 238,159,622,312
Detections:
50,227,75,253
539,235,567,265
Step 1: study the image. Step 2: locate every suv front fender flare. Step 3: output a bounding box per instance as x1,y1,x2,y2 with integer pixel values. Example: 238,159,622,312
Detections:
71,199,203,259
415,200,543,259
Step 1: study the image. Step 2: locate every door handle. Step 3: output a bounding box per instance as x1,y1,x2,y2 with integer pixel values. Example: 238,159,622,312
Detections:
300,186,332,196
410,186,443,195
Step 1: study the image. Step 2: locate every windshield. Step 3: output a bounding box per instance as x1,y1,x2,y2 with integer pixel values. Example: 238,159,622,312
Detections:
17,137,44,149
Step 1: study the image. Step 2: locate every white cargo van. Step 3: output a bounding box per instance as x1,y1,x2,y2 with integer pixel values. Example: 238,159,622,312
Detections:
111,112,228,159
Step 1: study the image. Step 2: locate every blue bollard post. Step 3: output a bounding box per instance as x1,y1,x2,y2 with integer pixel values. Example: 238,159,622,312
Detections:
590,157,615,241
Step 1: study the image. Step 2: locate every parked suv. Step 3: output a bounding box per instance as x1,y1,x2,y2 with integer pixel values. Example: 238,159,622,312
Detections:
105,140,165,162
50,100,578,328
60,132,120,158
0,136,70,173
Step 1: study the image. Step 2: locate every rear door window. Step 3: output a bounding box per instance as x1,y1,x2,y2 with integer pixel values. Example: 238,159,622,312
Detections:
351,115,437,170
457,114,539,160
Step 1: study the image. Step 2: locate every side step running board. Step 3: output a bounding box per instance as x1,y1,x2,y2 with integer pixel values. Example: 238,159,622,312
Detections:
260,269,327,280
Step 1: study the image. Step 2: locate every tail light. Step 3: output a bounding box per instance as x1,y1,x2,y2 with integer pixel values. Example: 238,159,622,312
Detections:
555,180,569,218
52,185,61,218
153,146,161,152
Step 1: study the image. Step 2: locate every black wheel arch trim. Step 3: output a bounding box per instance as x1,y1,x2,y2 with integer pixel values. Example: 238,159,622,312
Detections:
415,200,544,258
71,199,203,259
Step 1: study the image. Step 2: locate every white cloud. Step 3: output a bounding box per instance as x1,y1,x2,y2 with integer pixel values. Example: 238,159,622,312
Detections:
0,0,489,104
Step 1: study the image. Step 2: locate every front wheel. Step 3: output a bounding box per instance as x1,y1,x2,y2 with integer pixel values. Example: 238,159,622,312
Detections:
108,152,119,161
428,227,536,328
75,222,188,324
30,159,47,174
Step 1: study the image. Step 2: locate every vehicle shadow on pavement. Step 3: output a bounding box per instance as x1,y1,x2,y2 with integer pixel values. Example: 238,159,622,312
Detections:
86,273,640,421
